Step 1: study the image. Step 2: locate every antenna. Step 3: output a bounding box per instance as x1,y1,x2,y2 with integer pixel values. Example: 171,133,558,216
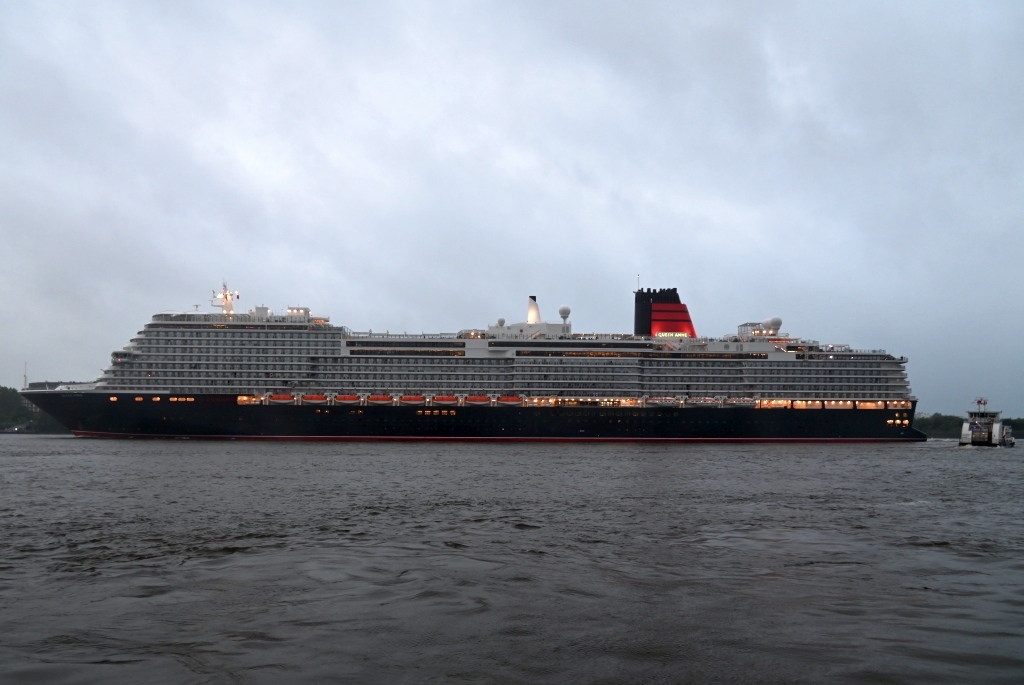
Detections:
637,274,640,291
23,362,27,390
211,282,240,314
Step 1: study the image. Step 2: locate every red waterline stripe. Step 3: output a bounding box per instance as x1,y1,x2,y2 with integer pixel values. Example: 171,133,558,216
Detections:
72,431,924,443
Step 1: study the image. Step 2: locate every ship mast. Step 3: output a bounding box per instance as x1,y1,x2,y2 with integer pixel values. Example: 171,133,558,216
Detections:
212,282,240,315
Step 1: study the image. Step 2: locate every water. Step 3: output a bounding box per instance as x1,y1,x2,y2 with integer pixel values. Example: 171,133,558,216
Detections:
1,436,1021,684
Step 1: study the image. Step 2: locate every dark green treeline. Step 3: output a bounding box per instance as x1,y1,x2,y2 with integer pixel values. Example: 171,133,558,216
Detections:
0,387,68,433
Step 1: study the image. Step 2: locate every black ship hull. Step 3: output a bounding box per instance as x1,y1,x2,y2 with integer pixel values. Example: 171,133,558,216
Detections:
23,392,927,442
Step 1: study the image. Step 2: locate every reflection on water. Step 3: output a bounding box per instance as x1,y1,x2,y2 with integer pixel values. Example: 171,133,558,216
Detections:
1,437,1022,684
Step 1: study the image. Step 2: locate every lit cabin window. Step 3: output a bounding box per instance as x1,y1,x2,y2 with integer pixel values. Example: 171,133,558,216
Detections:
856,401,885,410
153,397,161,402
109,396,118,402
825,400,854,409
135,397,143,402
186,398,194,402
169,397,177,402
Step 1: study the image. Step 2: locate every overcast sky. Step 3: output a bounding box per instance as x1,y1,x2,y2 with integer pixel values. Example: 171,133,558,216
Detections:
1,1,1022,415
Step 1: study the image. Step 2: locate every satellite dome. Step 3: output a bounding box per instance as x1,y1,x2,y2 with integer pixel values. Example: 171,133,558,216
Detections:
558,305,570,322
497,317,506,327
770,317,782,330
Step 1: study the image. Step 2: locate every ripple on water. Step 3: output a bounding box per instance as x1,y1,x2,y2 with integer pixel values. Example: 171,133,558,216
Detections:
0,436,1022,684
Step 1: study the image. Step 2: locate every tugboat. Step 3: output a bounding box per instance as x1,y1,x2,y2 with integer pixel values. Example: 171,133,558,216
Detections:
959,398,1015,447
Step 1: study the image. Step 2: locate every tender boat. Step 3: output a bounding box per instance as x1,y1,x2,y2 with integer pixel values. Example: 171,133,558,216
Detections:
959,399,1015,447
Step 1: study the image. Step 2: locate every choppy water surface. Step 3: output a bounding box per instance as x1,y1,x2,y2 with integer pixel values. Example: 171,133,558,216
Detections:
0,437,1021,684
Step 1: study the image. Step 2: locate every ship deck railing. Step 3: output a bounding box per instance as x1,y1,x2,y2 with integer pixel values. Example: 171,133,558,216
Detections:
346,331,462,339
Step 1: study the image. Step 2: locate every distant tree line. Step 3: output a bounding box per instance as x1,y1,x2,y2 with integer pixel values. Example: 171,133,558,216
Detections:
914,412,1024,439
0,386,69,433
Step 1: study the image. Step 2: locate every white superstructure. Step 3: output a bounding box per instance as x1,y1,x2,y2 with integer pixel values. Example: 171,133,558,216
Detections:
959,399,1015,447
91,286,914,403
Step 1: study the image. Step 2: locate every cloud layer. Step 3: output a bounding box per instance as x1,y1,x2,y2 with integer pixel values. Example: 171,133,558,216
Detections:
2,1,1022,414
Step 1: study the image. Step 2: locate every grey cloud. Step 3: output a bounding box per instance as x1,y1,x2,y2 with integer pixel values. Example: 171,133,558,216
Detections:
1,1,1022,413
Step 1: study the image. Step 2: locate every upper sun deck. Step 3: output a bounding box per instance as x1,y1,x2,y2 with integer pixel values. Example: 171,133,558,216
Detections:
141,285,899,361
150,310,330,326
143,314,899,360
150,282,332,328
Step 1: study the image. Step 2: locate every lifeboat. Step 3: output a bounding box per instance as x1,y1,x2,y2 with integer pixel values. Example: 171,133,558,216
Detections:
464,396,491,406
367,395,395,406
334,395,361,405
497,396,524,406
301,394,329,405
684,397,719,408
400,395,426,406
724,397,756,408
432,395,458,406
269,394,296,405
647,397,680,407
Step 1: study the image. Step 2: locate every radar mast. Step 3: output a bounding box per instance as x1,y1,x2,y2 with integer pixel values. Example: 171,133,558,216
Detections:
212,282,239,315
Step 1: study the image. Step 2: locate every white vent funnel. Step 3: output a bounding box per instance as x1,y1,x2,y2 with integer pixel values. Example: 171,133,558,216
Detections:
527,296,542,324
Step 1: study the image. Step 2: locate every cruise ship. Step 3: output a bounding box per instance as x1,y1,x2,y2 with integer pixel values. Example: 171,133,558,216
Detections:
21,284,925,441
